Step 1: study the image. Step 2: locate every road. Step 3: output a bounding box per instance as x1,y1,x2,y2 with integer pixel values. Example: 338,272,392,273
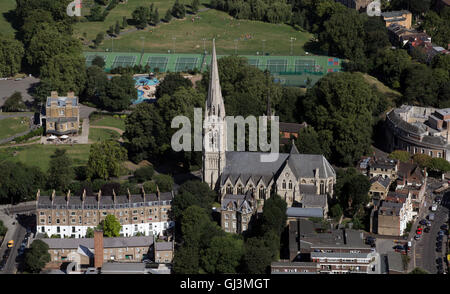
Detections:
0,213,35,274
413,190,449,273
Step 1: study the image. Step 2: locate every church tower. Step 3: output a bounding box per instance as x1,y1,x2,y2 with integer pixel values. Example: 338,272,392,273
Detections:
203,39,227,190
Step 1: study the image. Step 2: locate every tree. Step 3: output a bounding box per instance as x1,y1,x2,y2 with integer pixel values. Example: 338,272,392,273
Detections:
38,53,87,97
172,0,186,19
114,20,121,36
83,65,109,106
261,194,287,236
430,158,450,173
243,237,273,274
294,126,324,156
181,205,213,245
91,56,105,69
372,48,412,89
2,92,25,112
155,72,193,99
123,103,166,162
164,8,173,22
330,203,343,220
100,74,136,111
86,227,95,238
409,267,429,274
335,168,370,215
89,5,104,21
99,214,122,237
152,8,160,25
122,16,127,29
0,35,24,78
303,72,380,166
93,32,105,48
143,181,158,193
133,166,154,183
171,180,216,221
173,245,200,274
0,161,46,204
24,240,50,273
154,174,174,192
87,140,128,180
192,0,200,14
412,154,433,169
389,150,411,163
201,234,244,274
319,9,366,61
0,220,7,236
401,63,439,107
47,149,74,192
132,6,150,29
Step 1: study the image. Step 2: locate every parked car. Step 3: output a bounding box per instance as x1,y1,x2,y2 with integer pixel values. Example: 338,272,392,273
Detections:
414,234,421,240
416,228,423,235
437,235,443,242
428,213,435,221
436,247,442,252
393,245,404,251
438,230,445,236
7,240,14,248
436,257,443,264
419,219,428,225
441,224,448,230
424,227,431,233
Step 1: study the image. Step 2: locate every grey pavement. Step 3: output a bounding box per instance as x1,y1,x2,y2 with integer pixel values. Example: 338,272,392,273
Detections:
0,77,40,107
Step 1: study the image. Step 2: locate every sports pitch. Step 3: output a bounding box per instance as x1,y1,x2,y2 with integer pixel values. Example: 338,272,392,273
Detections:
84,52,342,87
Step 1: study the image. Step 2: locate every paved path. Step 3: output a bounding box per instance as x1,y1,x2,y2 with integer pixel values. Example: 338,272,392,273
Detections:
89,125,124,135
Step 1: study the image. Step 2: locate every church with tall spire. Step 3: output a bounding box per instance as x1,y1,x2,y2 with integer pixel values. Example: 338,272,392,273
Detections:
202,40,336,233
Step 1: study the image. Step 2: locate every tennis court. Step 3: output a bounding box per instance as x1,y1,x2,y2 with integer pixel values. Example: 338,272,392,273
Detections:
266,59,288,73
112,55,137,69
85,54,107,67
295,59,316,73
175,57,199,72
147,56,169,72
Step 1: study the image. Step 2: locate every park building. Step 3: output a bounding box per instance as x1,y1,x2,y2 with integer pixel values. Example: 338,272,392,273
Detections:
44,91,80,136
35,188,174,239
202,40,336,233
384,105,450,162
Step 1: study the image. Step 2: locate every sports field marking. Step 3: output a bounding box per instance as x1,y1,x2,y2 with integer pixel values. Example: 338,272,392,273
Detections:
295,59,316,73
112,55,137,68
266,59,287,73
85,55,107,66
147,56,169,72
175,57,199,72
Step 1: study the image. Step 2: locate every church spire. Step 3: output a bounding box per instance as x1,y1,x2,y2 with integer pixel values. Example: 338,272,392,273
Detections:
290,139,299,155
206,39,225,118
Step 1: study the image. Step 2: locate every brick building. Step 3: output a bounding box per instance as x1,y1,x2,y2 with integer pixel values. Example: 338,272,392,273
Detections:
41,233,154,267
154,241,174,264
45,91,80,135
36,188,174,238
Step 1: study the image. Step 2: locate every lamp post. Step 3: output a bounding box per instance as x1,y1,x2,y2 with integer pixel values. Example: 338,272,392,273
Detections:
290,37,296,56
140,36,145,54
172,37,176,54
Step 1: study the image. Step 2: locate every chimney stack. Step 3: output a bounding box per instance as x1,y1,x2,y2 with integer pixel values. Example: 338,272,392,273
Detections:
66,190,71,203
82,189,86,202
51,189,56,203
94,230,104,269
51,91,58,98
67,91,75,99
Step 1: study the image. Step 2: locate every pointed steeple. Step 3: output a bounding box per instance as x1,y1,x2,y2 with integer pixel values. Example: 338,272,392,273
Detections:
206,39,225,118
290,139,299,155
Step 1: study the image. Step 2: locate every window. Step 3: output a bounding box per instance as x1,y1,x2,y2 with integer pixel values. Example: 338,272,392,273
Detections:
72,227,76,233
59,109,65,116
224,222,229,228
86,212,90,217
40,212,44,216
102,212,107,216
56,219,60,224
429,151,433,156
226,184,233,194
282,180,286,189
237,184,244,194
288,180,292,190
133,217,138,221
71,212,75,216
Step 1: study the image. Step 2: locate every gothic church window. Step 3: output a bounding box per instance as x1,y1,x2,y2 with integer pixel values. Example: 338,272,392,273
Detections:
282,180,286,190
288,180,292,190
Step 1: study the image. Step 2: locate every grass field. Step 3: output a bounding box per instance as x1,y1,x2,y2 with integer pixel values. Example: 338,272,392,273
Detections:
0,117,29,140
89,128,120,142
0,0,16,37
90,115,126,131
78,2,312,55
0,144,91,171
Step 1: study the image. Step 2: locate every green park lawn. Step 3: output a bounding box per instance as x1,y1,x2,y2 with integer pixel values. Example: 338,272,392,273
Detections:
0,144,91,171
0,0,16,37
89,127,120,142
90,115,126,131
0,117,30,140
77,1,311,55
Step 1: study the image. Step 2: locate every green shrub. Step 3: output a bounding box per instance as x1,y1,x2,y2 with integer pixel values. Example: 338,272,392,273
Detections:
143,181,157,193
133,166,154,183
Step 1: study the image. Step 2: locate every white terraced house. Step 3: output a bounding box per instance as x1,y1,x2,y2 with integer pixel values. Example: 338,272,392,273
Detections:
36,188,174,238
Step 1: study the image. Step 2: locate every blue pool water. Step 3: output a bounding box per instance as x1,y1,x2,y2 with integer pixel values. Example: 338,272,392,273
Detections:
133,76,159,104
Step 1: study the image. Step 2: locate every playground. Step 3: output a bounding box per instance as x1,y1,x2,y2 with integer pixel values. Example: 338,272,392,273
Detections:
133,75,159,104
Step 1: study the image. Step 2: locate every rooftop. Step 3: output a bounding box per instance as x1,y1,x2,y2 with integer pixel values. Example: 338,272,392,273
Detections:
287,207,324,219
100,262,146,274
40,236,154,249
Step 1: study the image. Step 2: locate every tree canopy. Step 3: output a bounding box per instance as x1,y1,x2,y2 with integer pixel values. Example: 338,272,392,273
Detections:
87,140,128,180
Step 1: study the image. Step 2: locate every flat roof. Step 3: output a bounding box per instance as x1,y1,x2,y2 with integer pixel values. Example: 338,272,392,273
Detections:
101,262,146,274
